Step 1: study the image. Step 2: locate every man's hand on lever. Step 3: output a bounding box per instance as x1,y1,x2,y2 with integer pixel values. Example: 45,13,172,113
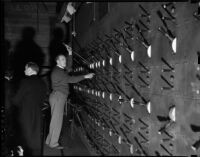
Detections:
63,43,72,55
84,73,95,79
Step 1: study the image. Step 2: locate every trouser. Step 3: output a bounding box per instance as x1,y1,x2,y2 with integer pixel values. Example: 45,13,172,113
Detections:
45,91,67,147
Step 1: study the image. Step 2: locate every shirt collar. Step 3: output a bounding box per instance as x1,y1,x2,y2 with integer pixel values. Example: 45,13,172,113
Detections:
57,65,65,69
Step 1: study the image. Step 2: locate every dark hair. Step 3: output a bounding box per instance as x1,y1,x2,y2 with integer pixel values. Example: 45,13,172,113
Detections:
26,62,39,73
55,54,66,62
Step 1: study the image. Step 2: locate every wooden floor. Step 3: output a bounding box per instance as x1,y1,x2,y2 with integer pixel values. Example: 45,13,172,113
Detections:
43,115,91,156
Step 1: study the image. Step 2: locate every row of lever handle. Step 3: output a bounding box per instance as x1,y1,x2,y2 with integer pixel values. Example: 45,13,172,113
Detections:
74,2,199,69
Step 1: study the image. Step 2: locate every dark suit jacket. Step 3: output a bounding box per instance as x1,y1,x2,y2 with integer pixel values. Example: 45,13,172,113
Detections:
13,75,47,151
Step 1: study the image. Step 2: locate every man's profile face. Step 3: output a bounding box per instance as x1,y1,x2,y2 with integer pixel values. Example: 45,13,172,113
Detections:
57,55,66,68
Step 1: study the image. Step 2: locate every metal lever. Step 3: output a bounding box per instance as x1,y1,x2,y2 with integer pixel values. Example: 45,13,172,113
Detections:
160,144,173,156
120,127,132,144
157,23,177,54
108,81,120,95
111,65,121,74
112,35,121,46
123,113,135,124
112,107,120,117
161,3,176,20
122,123,133,134
109,39,121,56
139,4,150,16
157,10,172,28
123,64,132,74
112,116,121,126
102,103,110,110
124,75,149,104
102,44,111,58
138,131,149,143
157,26,175,42
102,112,110,120
113,28,122,35
193,7,200,20
90,48,104,60
139,19,150,32
191,139,200,151
98,79,111,93
135,27,151,57
161,75,174,89
138,118,149,130
115,84,130,100
157,10,177,54
138,61,150,73
113,28,134,54
158,121,174,136
101,118,110,129
139,4,150,18
110,82,121,95
138,75,149,87
161,57,174,72
123,27,133,39
97,36,110,48
124,20,135,32
155,150,161,156
109,120,119,134
134,137,148,156
118,97,133,107
135,24,149,44
112,77,120,84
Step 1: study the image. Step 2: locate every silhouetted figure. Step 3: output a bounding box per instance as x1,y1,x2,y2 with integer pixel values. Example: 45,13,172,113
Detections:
12,27,44,88
12,62,47,156
49,27,67,67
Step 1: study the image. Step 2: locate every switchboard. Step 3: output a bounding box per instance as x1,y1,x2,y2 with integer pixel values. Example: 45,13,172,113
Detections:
72,2,200,156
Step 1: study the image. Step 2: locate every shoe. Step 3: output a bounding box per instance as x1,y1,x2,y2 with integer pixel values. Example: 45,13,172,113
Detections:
50,145,64,149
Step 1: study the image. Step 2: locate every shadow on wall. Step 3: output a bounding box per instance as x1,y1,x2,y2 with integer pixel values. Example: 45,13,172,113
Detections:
12,27,44,85
48,27,68,67
4,39,13,72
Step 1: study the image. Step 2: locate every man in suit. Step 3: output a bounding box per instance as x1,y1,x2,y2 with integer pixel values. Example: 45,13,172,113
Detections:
13,62,47,156
45,45,95,149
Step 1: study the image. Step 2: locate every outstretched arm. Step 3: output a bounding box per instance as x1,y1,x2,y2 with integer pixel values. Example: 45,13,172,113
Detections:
66,73,95,83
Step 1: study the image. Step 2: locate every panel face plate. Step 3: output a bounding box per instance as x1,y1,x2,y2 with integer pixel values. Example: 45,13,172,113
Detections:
73,2,200,156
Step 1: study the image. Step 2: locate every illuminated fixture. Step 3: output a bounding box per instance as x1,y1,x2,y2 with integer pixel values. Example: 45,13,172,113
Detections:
61,2,76,23
67,2,76,15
